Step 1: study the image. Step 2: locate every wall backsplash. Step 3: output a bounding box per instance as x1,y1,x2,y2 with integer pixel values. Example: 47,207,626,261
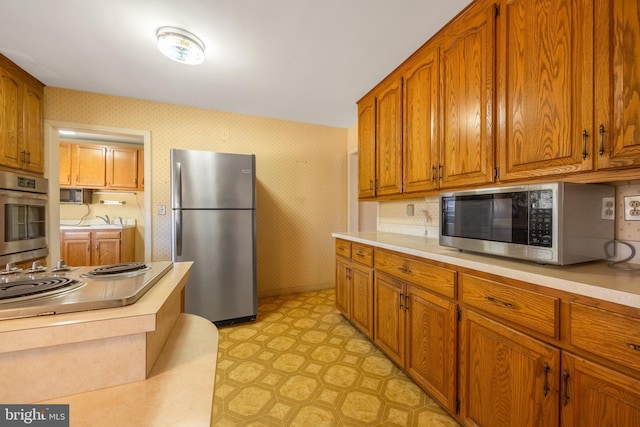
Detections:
45,88,348,297
378,182,640,265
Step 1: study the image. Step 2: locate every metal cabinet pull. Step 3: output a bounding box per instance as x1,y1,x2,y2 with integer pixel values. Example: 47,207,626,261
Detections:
598,124,605,156
542,363,550,397
346,267,351,280
485,296,513,308
397,266,412,274
582,129,589,159
355,252,365,258
404,294,409,311
431,165,437,182
627,343,640,351
399,292,404,309
562,370,570,406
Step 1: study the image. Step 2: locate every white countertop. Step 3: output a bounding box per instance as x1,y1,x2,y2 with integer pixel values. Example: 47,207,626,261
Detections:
333,231,640,309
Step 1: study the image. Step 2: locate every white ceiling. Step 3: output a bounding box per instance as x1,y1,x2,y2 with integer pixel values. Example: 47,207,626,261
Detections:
0,0,470,128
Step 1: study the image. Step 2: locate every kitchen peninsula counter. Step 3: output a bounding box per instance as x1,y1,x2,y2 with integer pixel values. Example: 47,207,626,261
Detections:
333,231,640,309
40,312,218,427
0,262,216,408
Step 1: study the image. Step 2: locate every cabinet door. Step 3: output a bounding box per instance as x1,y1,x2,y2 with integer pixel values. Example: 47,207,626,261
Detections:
357,93,376,199
74,144,107,187
561,352,640,427
375,77,403,196
459,310,559,427
107,146,138,189
440,0,495,188
403,42,440,193
60,232,92,267
0,68,21,169
93,235,121,266
406,286,457,413
59,142,72,186
594,0,640,170
137,148,144,190
351,263,373,339
373,272,405,366
21,81,44,174
497,0,593,179
335,256,351,318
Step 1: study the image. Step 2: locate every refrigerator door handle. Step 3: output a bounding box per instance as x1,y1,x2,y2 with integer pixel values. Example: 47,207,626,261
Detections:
176,209,182,256
173,162,182,209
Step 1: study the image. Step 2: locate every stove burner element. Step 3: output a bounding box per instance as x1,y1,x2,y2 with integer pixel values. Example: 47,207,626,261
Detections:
0,277,81,301
83,262,149,278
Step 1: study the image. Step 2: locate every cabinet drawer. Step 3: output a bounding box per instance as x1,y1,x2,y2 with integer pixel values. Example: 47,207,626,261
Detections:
375,249,455,299
61,231,91,240
351,243,373,267
462,274,558,339
335,239,351,258
570,303,640,372
93,230,122,239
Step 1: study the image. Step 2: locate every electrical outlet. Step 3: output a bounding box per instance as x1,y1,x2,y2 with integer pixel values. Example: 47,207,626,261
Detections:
601,197,615,220
624,196,640,221
157,205,166,215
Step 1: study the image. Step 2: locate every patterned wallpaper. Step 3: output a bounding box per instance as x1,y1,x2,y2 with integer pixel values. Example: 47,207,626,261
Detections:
45,88,349,297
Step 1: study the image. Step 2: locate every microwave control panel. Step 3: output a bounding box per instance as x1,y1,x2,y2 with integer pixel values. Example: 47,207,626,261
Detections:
529,190,553,247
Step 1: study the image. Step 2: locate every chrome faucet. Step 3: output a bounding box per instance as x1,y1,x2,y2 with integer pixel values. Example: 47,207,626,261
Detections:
97,215,110,225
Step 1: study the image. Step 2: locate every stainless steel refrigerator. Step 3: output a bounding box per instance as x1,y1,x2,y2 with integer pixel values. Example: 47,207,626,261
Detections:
170,149,257,325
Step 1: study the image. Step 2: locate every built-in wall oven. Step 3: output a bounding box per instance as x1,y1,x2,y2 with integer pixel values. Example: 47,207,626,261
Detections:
0,170,48,266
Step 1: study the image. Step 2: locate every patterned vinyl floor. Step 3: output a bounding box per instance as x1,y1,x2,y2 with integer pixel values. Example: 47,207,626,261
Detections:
212,288,460,426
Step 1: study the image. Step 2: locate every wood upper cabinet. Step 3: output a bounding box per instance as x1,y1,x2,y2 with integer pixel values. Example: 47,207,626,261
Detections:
497,0,594,180
439,0,496,189
402,41,440,193
59,142,72,186
594,0,640,170
459,309,560,427
107,146,138,189
560,352,640,426
74,144,107,187
375,77,403,196
0,55,44,175
61,143,144,190
357,92,376,198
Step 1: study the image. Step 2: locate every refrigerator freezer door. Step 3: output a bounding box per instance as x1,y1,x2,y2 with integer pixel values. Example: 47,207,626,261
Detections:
171,149,255,210
173,209,257,323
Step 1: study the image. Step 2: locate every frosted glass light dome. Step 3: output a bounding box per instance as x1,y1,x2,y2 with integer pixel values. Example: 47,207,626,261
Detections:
156,27,205,65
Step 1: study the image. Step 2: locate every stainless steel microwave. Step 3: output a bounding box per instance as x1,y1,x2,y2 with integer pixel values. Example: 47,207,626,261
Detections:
439,182,615,265
60,188,92,204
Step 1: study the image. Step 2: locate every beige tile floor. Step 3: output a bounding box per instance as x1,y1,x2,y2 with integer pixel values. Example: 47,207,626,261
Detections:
212,288,461,426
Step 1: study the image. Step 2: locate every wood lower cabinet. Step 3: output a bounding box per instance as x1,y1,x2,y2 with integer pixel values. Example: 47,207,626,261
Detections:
560,352,640,426
335,240,374,338
61,228,135,266
373,250,458,414
459,309,560,427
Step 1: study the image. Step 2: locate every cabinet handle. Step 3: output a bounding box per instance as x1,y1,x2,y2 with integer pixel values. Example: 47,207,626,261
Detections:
598,124,605,156
404,294,409,311
26,151,31,164
626,342,640,351
431,165,437,182
485,296,513,308
562,370,570,406
397,266,412,274
438,164,443,180
346,267,351,280
399,292,404,309
581,129,589,159
355,252,365,258
542,362,550,397
20,151,26,163
369,179,373,191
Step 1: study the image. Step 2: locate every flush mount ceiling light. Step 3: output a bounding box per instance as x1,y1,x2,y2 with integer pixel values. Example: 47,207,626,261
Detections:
156,26,205,65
